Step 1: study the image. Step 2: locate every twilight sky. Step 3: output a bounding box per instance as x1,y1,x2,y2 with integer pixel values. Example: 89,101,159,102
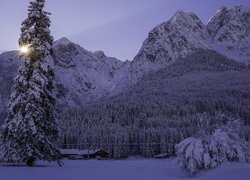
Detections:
0,0,249,60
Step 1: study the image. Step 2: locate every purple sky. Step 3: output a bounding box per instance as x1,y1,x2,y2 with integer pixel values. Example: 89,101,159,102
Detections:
0,0,249,60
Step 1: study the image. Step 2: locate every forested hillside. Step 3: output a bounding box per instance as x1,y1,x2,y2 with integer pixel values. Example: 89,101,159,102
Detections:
59,50,250,158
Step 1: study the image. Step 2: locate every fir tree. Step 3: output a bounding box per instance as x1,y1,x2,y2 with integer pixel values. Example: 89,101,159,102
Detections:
0,0,61,166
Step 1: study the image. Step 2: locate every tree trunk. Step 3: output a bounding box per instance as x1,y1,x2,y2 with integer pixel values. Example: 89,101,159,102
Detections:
26,157,36,167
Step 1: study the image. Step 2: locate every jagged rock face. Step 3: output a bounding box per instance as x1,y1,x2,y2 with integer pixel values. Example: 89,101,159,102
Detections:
114,5,250,94
133,5,250,74
52,42,78,68
208,6,250,63
0,39,125,123
133,11,209,73
0,5,250,123
51,38,125,108
94,51,106,59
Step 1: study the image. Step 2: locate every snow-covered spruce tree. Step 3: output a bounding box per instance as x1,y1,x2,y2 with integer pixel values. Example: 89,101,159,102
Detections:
176,119,250,176
0,0,61,166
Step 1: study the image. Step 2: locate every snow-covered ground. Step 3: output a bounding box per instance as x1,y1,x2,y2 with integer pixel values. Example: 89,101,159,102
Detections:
0,159,249,180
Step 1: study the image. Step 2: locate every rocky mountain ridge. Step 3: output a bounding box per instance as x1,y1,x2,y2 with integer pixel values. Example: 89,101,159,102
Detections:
0,40,130,123
133,5,250,72
0,5,249,123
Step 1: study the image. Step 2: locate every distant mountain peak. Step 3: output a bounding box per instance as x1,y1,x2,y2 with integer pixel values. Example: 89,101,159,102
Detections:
170,10,204,25
54,37,73,46
171,10,192,20
207,5,250,63
132,9,209,74
1,5,250,123
133,5,250,73
171,10,188,17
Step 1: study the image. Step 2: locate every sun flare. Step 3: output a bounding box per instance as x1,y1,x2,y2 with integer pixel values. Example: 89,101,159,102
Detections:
20,45,30,54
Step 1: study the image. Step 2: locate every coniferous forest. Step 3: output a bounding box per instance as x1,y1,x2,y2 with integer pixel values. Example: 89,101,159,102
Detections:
59,50,250,158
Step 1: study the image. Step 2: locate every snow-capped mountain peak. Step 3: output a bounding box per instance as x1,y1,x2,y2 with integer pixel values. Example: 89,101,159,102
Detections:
170,10,203,27
0,38,126,118
208,5,250,37
132,10,209,75
133,5,250,75
207,5,250,63
54,37,74,47
1,5,250,124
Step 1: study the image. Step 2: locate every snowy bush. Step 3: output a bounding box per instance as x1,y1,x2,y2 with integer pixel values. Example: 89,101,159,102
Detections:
176,137,208,176
176,129,250,176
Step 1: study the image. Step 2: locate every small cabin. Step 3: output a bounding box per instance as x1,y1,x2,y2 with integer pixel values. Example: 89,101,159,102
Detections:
60,149,110,160
81,149,110,159
60,149,83,160
154,153,170,159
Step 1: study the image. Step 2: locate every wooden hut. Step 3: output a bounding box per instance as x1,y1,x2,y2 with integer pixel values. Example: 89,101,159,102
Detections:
60,149,110,160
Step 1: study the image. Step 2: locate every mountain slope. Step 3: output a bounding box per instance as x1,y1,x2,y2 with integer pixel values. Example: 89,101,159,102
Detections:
133,11,209,72
208,5,250,63
51,37,127,108
81,49,250,124
132,5,250,74
59,50,250,157
0,51,20,122
0,38,127,123
0,5,250,124
110,5,250,94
